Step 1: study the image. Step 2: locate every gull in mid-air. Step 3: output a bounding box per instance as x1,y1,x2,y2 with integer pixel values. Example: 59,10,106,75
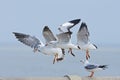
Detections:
43,26,80,57
80,60,108,77
58,19,81,33
77,22,97,60
57,19,81,56
13,32,64,64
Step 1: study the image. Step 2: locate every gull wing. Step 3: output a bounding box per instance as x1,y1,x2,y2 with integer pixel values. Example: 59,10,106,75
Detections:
56,32,72,43
13,32,40,48
85,64,97,70
42,26,57,43
77,22,89,45
58,19,81,32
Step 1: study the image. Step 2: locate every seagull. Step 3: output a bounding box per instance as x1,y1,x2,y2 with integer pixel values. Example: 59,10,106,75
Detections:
13,32,64,64
58,19,81,33
77,22,97,60
42,26,80,57
80,60,108,77
57,19,81,56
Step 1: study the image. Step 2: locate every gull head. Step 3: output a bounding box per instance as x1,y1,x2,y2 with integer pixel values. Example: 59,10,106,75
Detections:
80,60,85,64
80,60,89,65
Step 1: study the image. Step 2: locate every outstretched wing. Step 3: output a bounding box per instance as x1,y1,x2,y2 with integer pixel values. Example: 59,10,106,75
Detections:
42,26,57,43
58,19,81,32
13,32,40,48
56,32,72,43
77,22,89,45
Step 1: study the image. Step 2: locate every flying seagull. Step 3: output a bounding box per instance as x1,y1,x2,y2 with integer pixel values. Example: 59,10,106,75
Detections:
77,22,97,60
80,60,108,77
57,19,81,56
58,19,81,33
43,26,80,56
13,32,64,64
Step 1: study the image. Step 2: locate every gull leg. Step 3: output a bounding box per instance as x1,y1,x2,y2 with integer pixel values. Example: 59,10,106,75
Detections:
86,49,90,60
68,48,75,57
61,49,65,55
88,72,94,77
68,49,70,53
53,53,58,64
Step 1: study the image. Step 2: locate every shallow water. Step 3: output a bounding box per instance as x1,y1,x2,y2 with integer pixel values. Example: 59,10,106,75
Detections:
0,45,120,77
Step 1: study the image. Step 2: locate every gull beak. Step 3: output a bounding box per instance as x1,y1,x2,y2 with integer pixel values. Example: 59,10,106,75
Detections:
80,60,84,64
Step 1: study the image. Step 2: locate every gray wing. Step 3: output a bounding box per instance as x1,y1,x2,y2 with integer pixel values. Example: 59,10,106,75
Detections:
42,26,57,43
85,64,97,70
77,22,89,45
56,32,72,43
13,32,40,48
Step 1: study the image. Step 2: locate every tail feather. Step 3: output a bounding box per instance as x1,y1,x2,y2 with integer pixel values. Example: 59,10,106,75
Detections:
99,65,108,70
93,44,98,49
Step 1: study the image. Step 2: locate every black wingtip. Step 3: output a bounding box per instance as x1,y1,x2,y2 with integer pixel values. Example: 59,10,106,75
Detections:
81,22,87,27
13,32,17,35
12,32,18,36
69,19,81,25
79,22,88,31
99,65,108,70
12,32,28,38
43,26,50,31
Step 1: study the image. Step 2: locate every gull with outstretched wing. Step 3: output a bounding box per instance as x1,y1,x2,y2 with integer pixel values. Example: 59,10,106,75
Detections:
13,32,64,64
77,22,97,60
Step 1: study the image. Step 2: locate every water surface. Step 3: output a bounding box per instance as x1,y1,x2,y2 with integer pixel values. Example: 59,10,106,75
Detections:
0,45,120,77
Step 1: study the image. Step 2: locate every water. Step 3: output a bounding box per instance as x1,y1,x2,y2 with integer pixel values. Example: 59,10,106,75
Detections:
0,45,120,77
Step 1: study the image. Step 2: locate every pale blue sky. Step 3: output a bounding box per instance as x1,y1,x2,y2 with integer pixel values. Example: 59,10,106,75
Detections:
0,0,120,46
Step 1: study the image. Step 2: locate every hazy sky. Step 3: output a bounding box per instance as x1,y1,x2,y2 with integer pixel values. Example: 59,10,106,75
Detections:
0,0,120,46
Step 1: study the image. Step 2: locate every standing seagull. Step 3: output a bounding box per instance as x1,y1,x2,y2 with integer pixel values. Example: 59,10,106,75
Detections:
43,26,80,56
58,19,81,33
13,32,64,64
77,22,97,60
80,60,108,77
